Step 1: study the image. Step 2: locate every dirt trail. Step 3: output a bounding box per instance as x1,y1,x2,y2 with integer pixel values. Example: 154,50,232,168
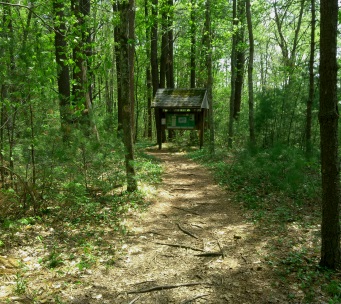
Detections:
69,148,288,304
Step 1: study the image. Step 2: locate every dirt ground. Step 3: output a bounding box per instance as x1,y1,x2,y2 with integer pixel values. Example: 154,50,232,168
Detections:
66,148,292,304
1,147,319,303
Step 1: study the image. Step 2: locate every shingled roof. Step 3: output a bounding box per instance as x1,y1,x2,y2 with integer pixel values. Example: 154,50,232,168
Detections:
151,88,209,109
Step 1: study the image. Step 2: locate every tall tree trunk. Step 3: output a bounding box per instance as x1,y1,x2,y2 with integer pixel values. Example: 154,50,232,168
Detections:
205,0,214,154
150,0,159,97
166,0,174,88
233,0,245,120
190,0,196,88
228,0,237,148
145,0,153,139
119,0,137,192
71,0,99,139
305,0,315,157
52,0,72,142
319,0,340,269
150,0,161,146
245,0,255,146
159,3,168,89
114,1,123,134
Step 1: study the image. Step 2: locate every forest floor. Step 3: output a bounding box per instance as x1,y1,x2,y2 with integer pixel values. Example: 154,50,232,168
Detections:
0,146,335,303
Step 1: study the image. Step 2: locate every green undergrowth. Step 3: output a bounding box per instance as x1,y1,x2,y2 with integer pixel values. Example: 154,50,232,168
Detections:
0,142,163,302
188,145,341,303
189,145,321,223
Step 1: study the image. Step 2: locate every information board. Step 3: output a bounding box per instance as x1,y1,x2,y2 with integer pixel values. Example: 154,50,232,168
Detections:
166,113,195,129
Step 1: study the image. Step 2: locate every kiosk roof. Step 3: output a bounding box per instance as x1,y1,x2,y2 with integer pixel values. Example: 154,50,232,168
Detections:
151,88,208,109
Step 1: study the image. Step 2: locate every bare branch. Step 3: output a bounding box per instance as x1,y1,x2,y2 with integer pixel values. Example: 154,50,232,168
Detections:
0,2,55,33
127,282,203,294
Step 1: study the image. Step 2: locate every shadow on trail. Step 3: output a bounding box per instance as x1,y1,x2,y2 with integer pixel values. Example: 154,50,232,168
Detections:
107,147,297,304
67,147,308,304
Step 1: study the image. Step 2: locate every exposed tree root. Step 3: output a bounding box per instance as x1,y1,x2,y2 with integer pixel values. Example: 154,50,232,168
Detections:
155,242,204,252
127,282,204,294
177,223,199,239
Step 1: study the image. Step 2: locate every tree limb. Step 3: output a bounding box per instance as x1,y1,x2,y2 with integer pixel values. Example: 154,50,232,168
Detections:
0,2,56,33
172,206,200,216
127,282,203,294
177,223,199,239
128,296,141,304
155,242,204,252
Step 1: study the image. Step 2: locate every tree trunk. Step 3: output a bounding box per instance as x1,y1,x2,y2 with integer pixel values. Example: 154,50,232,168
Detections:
151,0,159,97
166,0,174,89
71,0,95,137
150,0,161,146
159,3,168,89
245,0,255,146
233,0,245,120
119,0,137,192
145,0,153,139
305,0,315,157
190,0,196,88
52,0,72,142
114,2,123,134
228,0,237,148
205,0,214,154
319,0,340,269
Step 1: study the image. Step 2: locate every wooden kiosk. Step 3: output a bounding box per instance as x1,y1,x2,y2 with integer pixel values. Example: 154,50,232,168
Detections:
151,88,209,149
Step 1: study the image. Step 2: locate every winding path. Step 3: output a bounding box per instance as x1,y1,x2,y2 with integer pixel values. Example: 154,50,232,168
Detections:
71,148,288,303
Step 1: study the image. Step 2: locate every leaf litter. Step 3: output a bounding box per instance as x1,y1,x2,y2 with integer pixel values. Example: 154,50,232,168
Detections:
0,147,332,303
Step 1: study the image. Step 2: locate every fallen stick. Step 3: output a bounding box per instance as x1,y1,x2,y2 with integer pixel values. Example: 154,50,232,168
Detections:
127,282,203,294
194,252,224,257
217,240,226,258
155,242,204,252
128,295,141,304
172,206,200,216
177,223,199,239
180,294,209,304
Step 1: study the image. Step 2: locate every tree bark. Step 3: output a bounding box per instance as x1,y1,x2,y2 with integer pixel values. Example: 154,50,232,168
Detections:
159,2,168,89
119,0,137,192
145,0,153,139
53,0,72,142
190,0,196,88
205,0,214,154
233,0,245,120
245,0,255,146
319,0,340,269
305,0,315,157
114,2,123,134
228,0,237,148
150,0,159,97
166,0,174,89
72,0,98,139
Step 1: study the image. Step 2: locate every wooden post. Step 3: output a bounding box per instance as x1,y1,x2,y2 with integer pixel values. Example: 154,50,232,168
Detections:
199,109,205,149
155,108,162,149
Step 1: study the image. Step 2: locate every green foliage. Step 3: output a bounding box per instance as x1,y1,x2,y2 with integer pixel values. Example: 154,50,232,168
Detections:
45,249,64,269
189,145,336,302
324,280,341,303
209,145,319,208
14,272,27,295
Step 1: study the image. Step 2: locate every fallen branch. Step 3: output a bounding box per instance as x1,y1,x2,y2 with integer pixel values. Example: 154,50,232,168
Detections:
155,242,204,252
180,294,209,304
127,282,203,294
217,240,226,258
128,296,140,304
177,223,199,239
0,165,37,210
194,252,224,257
172,206,200,216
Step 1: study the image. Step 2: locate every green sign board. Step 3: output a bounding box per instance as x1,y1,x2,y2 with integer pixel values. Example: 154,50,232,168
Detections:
166,113,195,129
